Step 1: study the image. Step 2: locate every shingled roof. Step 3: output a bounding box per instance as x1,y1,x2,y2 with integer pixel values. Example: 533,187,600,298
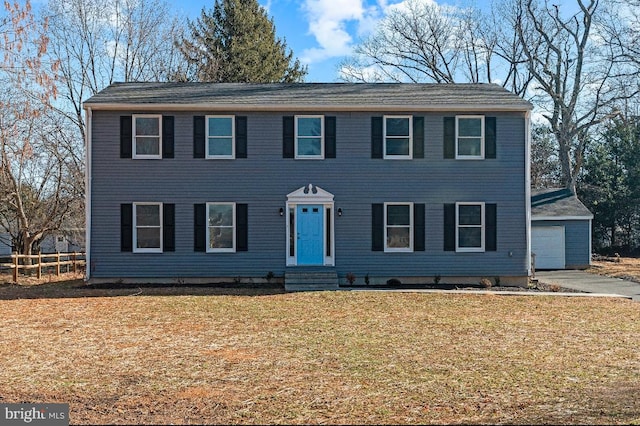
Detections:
531,188,593,219
84,82,532,112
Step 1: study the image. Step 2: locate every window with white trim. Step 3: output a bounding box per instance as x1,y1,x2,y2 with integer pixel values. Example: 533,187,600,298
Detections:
456,116,484,159
134,203,162,252
206,116,235,158
207,202,235,252
385,202,413,252
384,116,412,159
456,202,485,252
295,115,324,158
133,115,162,159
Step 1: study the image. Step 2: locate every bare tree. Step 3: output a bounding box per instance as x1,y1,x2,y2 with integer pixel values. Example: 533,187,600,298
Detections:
339,0,532,95
44,0,186,145
340,0,464,83
0,1,75,256
512,0,635,192
530,124,561,189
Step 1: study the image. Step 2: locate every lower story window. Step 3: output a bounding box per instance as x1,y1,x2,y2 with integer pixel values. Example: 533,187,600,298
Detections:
385,202,413,252
207,203,235,252
134,203,162,252
456,202,484,252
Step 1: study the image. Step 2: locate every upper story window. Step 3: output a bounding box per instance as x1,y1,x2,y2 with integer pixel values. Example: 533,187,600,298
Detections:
206,116,235,159
207,202,236,252
133,115,162,159
384,116,412,159
295,115,324,159
456,202,485,252
385,202,413,252
456,116,484,159
133,202,163,253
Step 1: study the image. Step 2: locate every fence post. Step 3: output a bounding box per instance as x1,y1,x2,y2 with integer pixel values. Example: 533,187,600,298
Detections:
12,252,18,283
37,252,42,279
56,253,61,276
72,252,77,273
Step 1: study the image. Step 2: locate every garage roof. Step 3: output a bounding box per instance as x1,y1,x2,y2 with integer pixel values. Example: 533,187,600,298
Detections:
531,188,593,220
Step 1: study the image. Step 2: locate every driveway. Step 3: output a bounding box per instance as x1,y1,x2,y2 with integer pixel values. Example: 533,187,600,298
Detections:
535,270,640,301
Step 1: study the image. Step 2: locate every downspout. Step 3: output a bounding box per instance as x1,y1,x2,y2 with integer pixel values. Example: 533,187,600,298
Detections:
525,110,532,276
84,106,92,281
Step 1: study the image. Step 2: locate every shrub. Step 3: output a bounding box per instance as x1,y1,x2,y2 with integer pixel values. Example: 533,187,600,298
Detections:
480,278,493,288
346,272,356,285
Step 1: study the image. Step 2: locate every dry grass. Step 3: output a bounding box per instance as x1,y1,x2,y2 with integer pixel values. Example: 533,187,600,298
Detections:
1,282,639,425
589,257,640,283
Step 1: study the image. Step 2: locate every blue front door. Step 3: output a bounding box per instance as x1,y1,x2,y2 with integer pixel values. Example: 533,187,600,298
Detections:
297,205,323,265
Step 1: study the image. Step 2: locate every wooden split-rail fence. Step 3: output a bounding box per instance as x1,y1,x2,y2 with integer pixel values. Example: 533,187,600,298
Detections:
1,252,86,283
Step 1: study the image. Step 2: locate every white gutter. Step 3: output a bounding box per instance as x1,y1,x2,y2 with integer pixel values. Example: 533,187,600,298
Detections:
84,106,92,281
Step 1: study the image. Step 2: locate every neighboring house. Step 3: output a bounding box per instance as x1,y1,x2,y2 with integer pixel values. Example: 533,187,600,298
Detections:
83,83,533,289
39,230,86,254
0,232,11,256
0,230,85,255
531,188,593,270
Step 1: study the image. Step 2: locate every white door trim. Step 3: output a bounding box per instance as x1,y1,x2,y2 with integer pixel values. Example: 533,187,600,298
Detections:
286,184,335,266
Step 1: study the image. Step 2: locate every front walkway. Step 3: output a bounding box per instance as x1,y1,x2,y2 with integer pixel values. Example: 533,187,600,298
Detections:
536,270,640,301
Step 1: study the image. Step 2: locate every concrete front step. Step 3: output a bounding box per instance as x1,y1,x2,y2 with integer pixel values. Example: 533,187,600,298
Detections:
284,271,339,292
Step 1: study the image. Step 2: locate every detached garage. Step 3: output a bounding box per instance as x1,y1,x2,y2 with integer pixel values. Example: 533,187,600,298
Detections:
531,188,593,270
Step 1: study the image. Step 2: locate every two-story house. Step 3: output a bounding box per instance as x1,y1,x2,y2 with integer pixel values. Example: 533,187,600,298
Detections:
84,83,533,290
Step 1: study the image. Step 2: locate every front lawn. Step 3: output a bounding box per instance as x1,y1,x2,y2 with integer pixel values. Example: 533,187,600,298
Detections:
1,287,638,424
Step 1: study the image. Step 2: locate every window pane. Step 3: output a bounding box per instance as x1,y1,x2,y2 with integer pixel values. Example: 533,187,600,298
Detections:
387,205,410,226
136,205,160,226
136,228,161,248
459,227,482,248
297,117,321,136
458,118,481,137
136,137,160,155
209,204,233,226
386,117,409,136
385,138,410,156
297,138,322,156
289,208,295,257
210,227,233,249
458,205,482,225
208,117,232,137
135,117,159,136
208,137,233,156
458,138,482,156
387,227,410,248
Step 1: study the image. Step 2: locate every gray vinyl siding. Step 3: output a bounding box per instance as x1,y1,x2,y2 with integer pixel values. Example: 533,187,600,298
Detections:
531,220,591,269
90,110,528,279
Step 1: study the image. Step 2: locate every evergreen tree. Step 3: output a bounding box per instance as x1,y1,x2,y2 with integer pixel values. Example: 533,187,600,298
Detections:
578,117,640,253
177,0,307,82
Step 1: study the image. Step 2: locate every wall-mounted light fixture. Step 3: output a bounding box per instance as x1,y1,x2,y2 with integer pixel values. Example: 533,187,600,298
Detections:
338,208,343,217
279,207,284,216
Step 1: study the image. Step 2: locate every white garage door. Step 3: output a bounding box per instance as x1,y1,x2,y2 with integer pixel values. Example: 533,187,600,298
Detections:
532,226,565,269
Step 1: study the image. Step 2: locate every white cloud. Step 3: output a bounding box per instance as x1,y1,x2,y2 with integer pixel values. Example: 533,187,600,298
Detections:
300,0,375,64
300,0,444,65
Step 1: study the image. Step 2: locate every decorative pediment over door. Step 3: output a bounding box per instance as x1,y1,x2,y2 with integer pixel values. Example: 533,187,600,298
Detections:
286,184,334,204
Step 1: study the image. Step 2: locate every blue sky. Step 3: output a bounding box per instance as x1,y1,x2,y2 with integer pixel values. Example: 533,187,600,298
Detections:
170,0,490,82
